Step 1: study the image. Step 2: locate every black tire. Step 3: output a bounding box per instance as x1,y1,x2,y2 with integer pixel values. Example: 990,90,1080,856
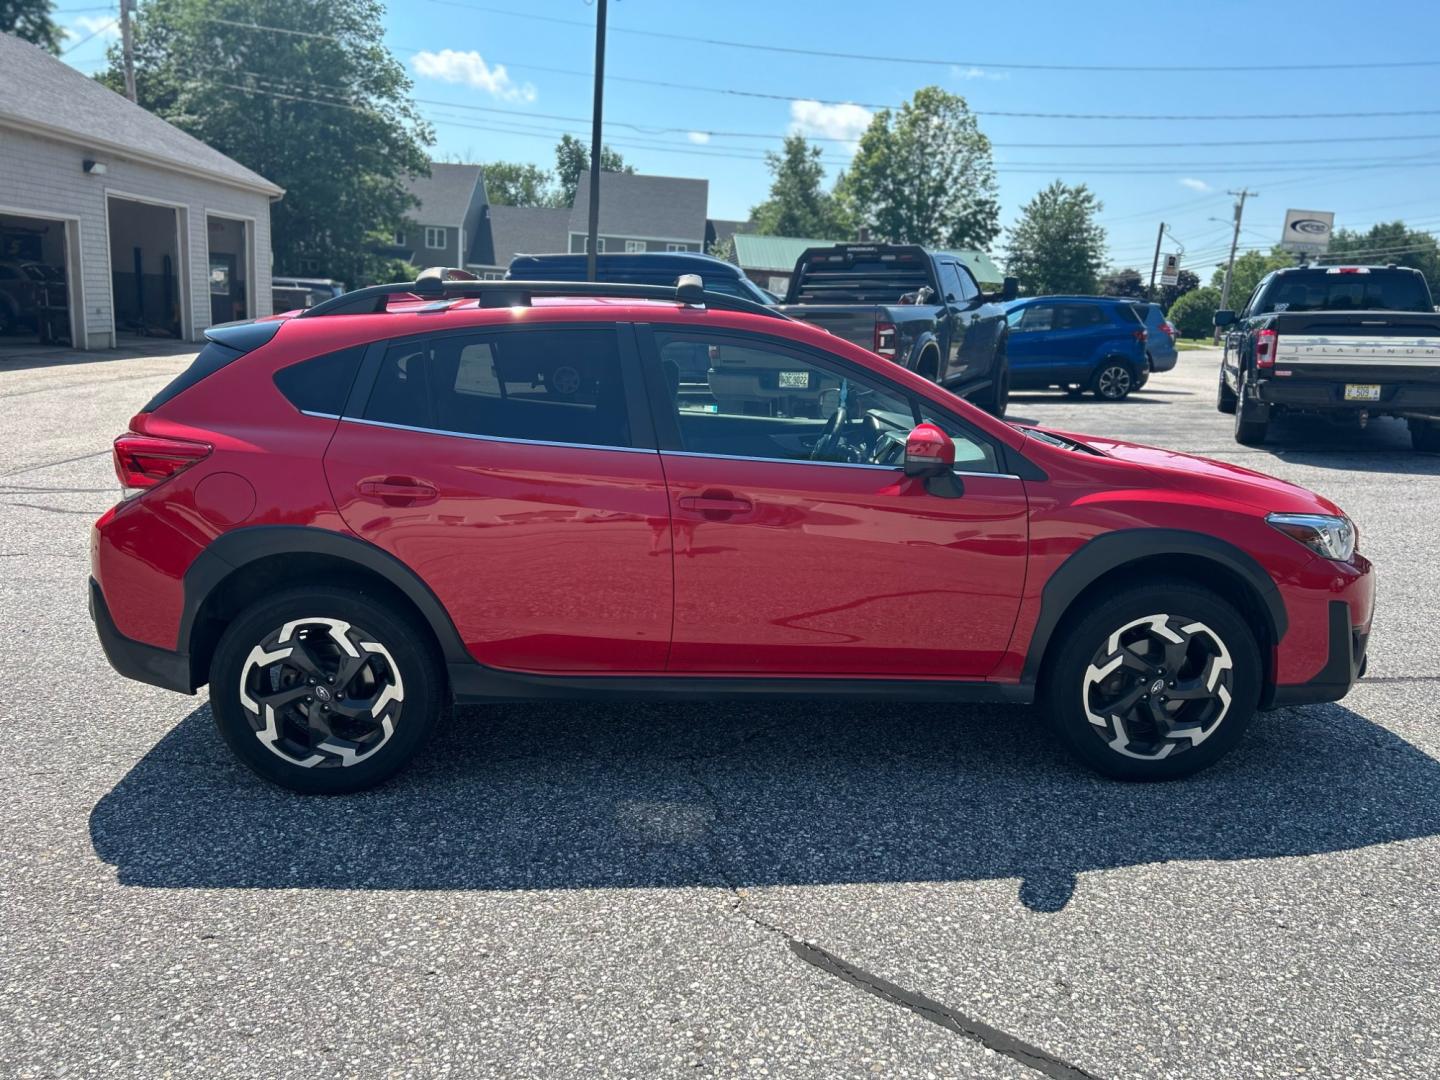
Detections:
973,353,1009,418
1041,580,1261,781
209,586,444,794
1233,372,1268,446
1217,366,1238,414
1092,359,1137,401
1411,419,1440,453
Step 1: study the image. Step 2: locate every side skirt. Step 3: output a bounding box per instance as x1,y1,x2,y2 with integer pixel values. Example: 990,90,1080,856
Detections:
448,664,1034,706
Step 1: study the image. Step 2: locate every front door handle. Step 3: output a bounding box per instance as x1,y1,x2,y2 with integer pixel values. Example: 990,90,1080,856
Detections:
677,491,753,519
357,476,439,506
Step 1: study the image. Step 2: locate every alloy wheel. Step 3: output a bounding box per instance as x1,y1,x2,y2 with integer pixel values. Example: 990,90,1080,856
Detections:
1096,364,1132,400
1081,614,1235,761
238,617,405,768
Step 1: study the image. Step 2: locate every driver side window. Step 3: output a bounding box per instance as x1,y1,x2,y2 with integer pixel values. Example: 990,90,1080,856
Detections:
648,330,1001,473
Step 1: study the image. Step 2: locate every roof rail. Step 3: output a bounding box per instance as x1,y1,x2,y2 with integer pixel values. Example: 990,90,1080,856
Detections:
296,268,790,321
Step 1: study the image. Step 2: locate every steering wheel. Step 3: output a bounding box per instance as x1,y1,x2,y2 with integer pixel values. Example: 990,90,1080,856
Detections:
810,405,847,461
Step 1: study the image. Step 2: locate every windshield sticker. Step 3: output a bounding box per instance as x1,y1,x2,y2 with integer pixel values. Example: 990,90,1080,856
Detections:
1274,303,1289,311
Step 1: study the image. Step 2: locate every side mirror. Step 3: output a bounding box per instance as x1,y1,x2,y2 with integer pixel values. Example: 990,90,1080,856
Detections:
1213,309,1236,327
1001,276,1019,302
903,423,955,478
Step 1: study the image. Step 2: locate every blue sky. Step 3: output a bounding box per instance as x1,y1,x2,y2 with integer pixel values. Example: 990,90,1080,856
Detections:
58,0,1440,279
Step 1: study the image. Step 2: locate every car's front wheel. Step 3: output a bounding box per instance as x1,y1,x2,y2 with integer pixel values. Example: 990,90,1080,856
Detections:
209,587,444,794
1217,366,1238,414
1042,581,1260,780
1234,372,1269,445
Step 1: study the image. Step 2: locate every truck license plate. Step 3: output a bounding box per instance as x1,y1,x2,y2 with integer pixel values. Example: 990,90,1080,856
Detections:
778,371,810,389
1344,384,1381,402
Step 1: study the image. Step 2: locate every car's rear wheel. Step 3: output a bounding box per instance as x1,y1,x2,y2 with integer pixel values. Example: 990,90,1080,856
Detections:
1092,359,1136,401
1217,366,1238,414
1410,418,1440,453
1234,372,1268,445
1041,581,1260,780
209,587,444,794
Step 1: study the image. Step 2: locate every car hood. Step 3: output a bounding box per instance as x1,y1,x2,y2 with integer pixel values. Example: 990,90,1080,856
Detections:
1029,428,1344,516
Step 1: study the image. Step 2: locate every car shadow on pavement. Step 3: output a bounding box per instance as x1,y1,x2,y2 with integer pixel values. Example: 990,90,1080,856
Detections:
1254,416,1440,472
90,697,1440,912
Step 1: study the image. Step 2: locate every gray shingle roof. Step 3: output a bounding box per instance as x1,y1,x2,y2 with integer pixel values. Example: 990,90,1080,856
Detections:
481,205,571,267
569,172,708,242
0,32,281,196
402,163,485,226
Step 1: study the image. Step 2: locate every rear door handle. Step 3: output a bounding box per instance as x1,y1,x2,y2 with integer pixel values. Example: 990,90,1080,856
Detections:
357,477,439,506
677,492,753,518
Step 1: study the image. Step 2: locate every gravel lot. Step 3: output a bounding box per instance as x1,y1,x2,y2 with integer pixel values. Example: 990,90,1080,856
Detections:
2,342,1437,1079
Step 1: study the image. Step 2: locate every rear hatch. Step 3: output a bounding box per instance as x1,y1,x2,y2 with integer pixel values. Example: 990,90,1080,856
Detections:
774,304,889,350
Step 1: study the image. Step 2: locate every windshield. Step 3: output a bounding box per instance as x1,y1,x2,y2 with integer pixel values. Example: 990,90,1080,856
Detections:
1253,270,1432,314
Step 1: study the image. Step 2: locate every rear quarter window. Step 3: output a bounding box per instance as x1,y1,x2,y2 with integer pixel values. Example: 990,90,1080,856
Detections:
272,346,366,415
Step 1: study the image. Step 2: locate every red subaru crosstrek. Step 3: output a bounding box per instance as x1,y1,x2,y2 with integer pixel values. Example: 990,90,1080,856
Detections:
90,273,1373,793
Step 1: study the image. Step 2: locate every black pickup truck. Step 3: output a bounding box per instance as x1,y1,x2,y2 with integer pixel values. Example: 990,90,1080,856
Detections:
1215,264,1440,450
778,244,1017,416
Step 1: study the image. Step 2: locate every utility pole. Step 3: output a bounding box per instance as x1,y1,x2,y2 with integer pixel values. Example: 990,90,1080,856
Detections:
1216,188,1258,341
584,0,608,283
1147,221,1165,299
120,0,137,103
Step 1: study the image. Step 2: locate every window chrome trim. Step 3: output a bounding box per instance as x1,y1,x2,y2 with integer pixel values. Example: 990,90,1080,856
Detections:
300,410,342,420
660,448,1019,480
334,414,656,455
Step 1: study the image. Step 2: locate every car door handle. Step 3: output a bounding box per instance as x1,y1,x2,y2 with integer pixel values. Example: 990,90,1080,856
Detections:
357,477,439,506
677,492,753,518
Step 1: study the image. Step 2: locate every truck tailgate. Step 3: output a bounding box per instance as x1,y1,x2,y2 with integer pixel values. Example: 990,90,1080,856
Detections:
775,304,882,350
1271,313,1440,382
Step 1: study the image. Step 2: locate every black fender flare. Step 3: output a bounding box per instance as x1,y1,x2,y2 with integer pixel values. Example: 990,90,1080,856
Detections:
907,333,942,378
1021,528,1288,685
179,525,473,665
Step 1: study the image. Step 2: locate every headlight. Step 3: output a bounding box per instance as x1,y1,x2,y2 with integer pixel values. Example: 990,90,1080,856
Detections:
1266,513,1356,562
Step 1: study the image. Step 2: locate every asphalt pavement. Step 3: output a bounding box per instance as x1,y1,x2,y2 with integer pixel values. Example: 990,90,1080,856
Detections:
1,342,1437,1079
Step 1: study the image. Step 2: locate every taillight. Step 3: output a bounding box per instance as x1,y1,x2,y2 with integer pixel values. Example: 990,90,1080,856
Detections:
1161,321,1176,339
1254,328,1278,369
874,321,897,358
112,432,211,494
1133,328,1147,342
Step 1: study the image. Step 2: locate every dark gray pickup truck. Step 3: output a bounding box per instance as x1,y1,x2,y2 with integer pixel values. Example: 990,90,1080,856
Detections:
1214,265,1440,450
778,244,1017,416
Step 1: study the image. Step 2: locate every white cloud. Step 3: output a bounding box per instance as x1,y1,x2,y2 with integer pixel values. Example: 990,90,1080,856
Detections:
950,65,1008,81
412,50,536,103
65,14,120,42
788,100,873,152
1179,177,1212,192
687,131,711,145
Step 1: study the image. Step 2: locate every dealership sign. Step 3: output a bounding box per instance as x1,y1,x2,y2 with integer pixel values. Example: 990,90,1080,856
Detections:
1281,209,1334,254
1160,253,1181,286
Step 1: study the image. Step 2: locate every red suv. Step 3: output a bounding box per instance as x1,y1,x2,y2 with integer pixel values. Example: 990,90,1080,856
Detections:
90,273,1373,793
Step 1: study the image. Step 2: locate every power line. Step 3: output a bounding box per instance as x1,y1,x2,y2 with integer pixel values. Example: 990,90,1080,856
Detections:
59,16,116,54
416,0,1440,75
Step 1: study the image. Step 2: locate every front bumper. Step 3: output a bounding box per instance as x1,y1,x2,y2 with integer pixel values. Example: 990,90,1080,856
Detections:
1267,598,1370,708
89,577,195,695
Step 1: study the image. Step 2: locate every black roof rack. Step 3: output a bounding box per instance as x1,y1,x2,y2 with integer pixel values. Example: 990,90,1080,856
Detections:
296,266,789,321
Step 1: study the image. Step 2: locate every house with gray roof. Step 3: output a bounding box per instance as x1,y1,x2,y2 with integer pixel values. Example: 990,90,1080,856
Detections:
393,163,489,272
567,172,708,255
0,32,282,349
467,205,570,277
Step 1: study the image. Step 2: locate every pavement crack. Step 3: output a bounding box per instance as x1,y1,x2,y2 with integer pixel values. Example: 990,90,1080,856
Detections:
789,939,1105,1080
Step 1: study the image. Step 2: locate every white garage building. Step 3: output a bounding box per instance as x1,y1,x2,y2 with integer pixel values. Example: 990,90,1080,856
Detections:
0,33,282,351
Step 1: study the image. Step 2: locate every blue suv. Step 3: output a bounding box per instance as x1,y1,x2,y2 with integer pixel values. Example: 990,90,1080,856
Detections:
1005,296,1149,400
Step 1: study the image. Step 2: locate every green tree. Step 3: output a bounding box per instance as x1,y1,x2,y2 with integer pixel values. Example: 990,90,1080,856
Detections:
845,86,999,248
1099,267,1145,298
2,0,62,52
706,236,735,263
482,161,562,208
749,134,849,239
1157,268,1200,311
98,0,432,287
1209,248,1293,307
1004,181,1107,295
1167,285,1222,339
1326,221,1440,293
554,134,633,206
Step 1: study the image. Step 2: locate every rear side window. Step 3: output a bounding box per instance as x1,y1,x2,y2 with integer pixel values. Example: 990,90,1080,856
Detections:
273,346,365,415
362,329,633,449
